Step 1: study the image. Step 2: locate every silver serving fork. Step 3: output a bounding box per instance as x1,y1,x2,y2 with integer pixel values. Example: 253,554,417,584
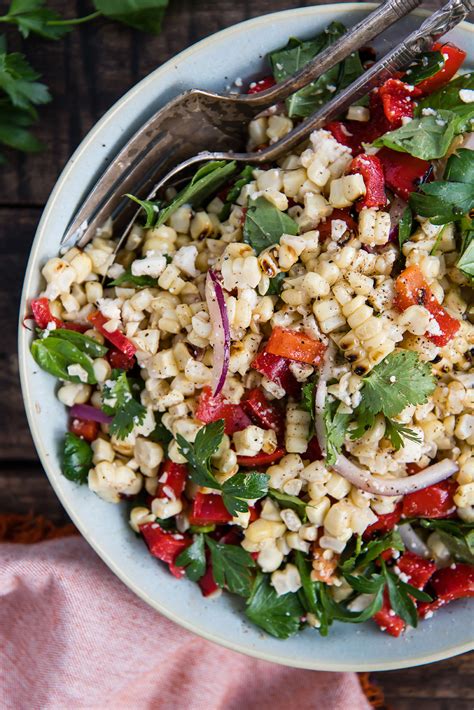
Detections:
63,0,472,249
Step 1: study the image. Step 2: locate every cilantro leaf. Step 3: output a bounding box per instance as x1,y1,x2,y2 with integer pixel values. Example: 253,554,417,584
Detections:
0,0,71,39
102,371,146,440
373,110,456,160
246,572,303,638
243,196,299,254
93,0,169,35
384,419,422,451
0,98,43,158
324,399,351,466
268,489,307,521
404,51,445,85
221,471,269,516
109,266,157,288
206,537,256,597
175,534,206,581
398,206,413,249
219,165,254,221
176,420,223,490
62,433,92,484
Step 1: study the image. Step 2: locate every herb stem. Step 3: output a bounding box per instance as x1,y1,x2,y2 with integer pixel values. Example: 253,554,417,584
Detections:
47,11,102,27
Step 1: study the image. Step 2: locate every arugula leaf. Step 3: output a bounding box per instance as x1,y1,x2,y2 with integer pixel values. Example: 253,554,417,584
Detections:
344,571,385,595
404,51,445,85
269,489,307,521
109,267,157,288
219,165,254,221
62,433,92,484
416,72,474,115
398,206,413,249
384,419,422,452
418,518,474,564
157,160,237,227
31,336,97,384
339,530,404,574
125,194,162,228
93,0,169,34
221,471,269,516
410,182,474,225
176,420,223,491
266,271,286,295
0,0,71,39
246,572,303,638
373,110,456,160
206,537,256,597
175,534,206,581
294,551,329,634
42,328,108,358
102,371,146,440
323,399,351,466
268,22,364,118
243,196,299,254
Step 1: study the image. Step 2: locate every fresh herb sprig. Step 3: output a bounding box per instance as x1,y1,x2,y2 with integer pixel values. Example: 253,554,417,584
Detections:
102,370,147,440
243,195,299,254
62,432,93,483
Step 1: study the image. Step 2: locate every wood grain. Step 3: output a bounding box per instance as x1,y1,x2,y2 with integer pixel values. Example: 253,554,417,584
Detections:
0,1,472,706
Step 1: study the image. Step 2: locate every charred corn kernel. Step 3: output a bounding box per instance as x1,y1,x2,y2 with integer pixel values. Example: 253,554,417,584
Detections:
245,519,286,543
271,563,301,596
306,497,331,525
285,403,311,454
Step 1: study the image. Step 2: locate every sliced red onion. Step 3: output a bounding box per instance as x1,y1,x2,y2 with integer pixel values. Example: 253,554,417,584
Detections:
461,132,474,150
205,269,230,397
388,195,408,230
332,454,458,496
69,403,113,424
398,522,430,558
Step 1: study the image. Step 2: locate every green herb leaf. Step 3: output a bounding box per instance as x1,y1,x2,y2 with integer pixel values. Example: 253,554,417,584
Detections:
206,537,256,597
93,0,169,34
243,196,299,254
404,51,445,85
246,572,304,638
0,40,51,110
324,399,351,466
149,412,173,447
62,432,92,483
109,266,157,288
102,371,147,440
176,420,223,491
175,534,206,581
266,271,286,295
125,194,162,229
457,238,474,281
339,530,404,574
221,472,269,516
344,571,385,595
410,181,474,225
268,22,364,118
373,110,456,160
0,98,43,157
384,419,422,451
269,489,307,521
416,72,474,115
31,336,97,384
219,165,254,220
418,518,474,564
294,550,330,634
319,581,384,623
301,380,316,420
444,148,474,185
398,206,413,249
43,328,108,358
0,0,71,39
382,563,418,628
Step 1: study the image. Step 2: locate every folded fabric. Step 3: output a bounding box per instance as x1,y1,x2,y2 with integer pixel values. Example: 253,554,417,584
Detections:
0,536,371,710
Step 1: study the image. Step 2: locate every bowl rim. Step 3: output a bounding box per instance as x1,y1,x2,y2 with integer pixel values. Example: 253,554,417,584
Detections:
18,2,474,671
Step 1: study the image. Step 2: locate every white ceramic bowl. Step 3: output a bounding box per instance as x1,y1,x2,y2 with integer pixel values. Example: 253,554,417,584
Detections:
19,3,474,671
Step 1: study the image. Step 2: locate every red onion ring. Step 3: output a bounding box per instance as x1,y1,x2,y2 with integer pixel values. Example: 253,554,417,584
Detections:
205,269,230,397
398,522,430,558
69,403,113,424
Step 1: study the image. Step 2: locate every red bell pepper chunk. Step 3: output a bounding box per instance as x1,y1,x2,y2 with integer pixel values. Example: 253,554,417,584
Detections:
30,297,87,332
157,461,188,500
416,42,467,95
419,564,474,618
303,435,323,462
326,91,391,156
363,502,403,539
350,154,387,211
266,327,326,367
402,479,457,519
317,208,358,241
189,493,232,526
198,561,221,597
139,522,191,579
196,386,251,435
247,75,276,94
88,311,137,360
394,265,460,346
251,350,300,397
68,417,99,443
242,388,285,436
397,552,437,590
379,78,422,126
237,447,286,467
377,147,430,201
107,347,135,371
373,590,406,637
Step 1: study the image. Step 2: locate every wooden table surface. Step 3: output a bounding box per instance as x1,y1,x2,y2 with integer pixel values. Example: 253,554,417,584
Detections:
0,1,472,707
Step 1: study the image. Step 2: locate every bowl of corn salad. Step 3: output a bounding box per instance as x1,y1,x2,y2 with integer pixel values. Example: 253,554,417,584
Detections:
19,4,474,670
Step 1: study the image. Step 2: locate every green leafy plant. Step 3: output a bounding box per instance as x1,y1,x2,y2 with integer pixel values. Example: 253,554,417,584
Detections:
373,110,457,160
219,165,254,220
102,370,147,440
31,333,97,384
418,518,474,565
404,51,445,85
243,195,299,254
245,572,304,639
109,267,157,288
62,432,93,483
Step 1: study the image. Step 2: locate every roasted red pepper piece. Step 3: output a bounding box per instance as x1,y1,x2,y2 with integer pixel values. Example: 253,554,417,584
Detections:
242,388,284,436
196,386,251,435
317,208,358,240
198,560,221,597
251,350,300,397
377,147,430,201
189,493,232,526
303,435,323,462
397,552,437,590
419,564,474,617
363,502,403,539
247,76,276,94
139,522,191,579
107,347,135,371
30,297,87,332
237,447,286,467
402,479,457,519
350,154,387,211
88,311,137,359
394,265,460,346
266,327,327,366
157,461,188,500
373,590,405,637
379,78,422,126
68,417,99,443
326,91,391,156
416,42,467,95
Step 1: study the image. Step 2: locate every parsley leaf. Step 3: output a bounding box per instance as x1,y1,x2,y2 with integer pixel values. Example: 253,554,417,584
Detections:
206,537,256,597
410,182,474,225
319,580,384,623
457,238,474,282
0,0,71,40
102,371,146,440
381,562,420,627
268,489,307,521
301,380,316,420
373,110,456,160
175,534,206,581
219,165,254,221
176,420,223,491
0,39,50,110
149,412,173,448
294,551,330,634
398,206,413,249
324,399,351,466
62,433,92,484
246,572,304,638
221,471,269,516
0,98,43,158
243,196,299,254
339,530,404,574
93,0,169,35
109,267,157,288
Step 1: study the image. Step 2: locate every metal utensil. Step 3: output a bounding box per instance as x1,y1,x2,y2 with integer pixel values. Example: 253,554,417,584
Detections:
63,0,422,247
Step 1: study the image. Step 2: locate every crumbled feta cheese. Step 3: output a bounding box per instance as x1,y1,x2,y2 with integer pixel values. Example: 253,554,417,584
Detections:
107,263,126,279
172,245,199,277
421,108,437,116
131,252,167,279
459,89,474,103
97,297,122,321
67,364,89,383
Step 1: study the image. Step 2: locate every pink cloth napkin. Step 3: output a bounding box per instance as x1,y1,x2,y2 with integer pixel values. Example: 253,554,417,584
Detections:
1,537,370,710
